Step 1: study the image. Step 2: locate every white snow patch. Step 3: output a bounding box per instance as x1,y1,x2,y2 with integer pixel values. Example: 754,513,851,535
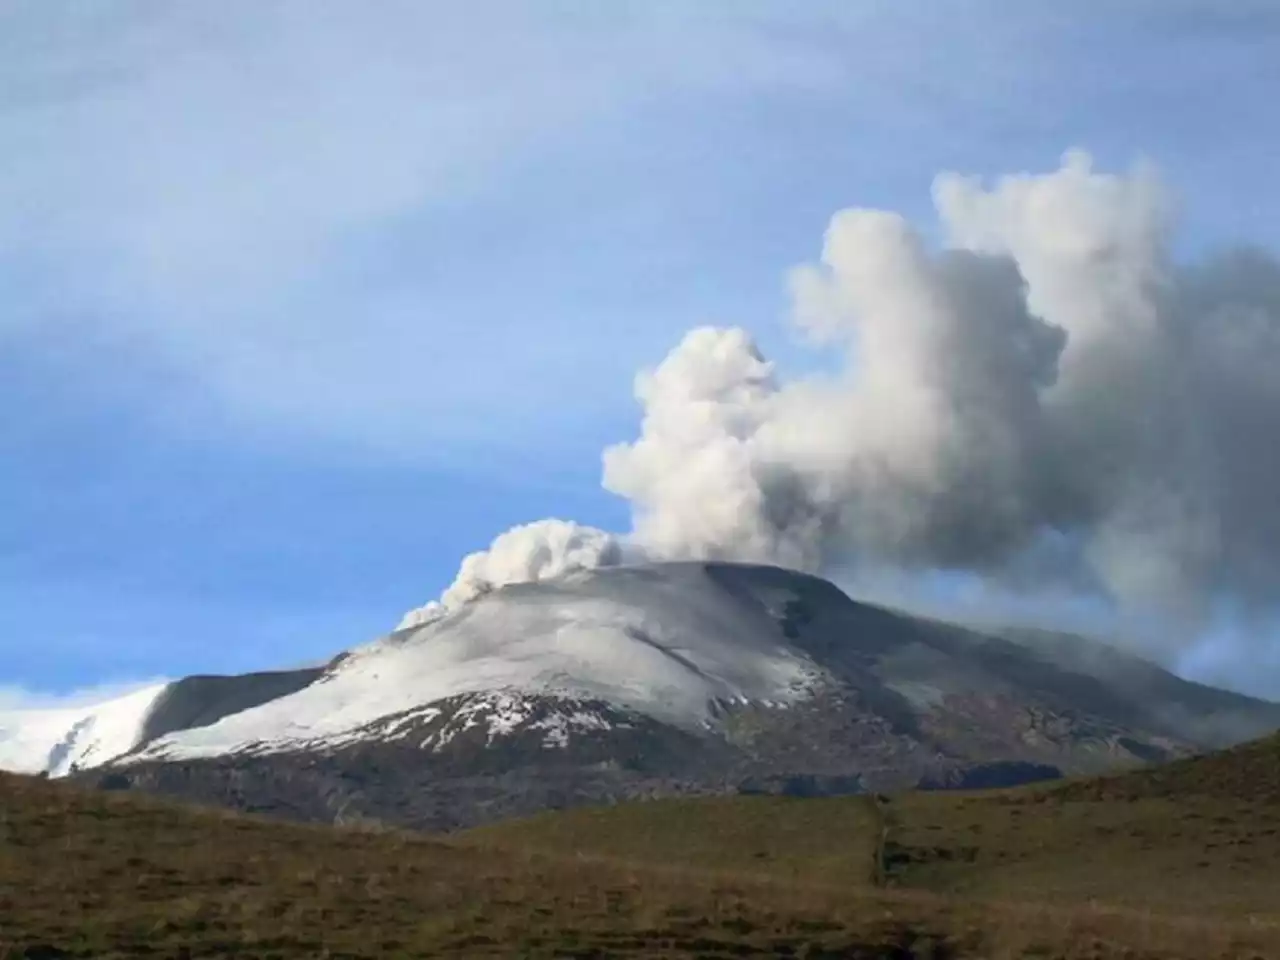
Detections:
0,682,170,776
322,706,445,750
135,564,828,762
420,691,540,752
472,691,536,740
530,705,616,749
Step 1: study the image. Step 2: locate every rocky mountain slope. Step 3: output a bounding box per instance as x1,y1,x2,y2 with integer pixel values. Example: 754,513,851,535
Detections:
4,561,1276,830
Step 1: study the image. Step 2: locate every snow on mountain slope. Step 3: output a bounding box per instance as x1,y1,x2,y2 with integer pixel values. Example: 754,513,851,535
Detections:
134,563,827,762
0,682,169,776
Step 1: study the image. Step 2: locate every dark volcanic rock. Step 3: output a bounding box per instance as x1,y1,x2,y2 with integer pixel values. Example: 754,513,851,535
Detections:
916,761,1064,791
110,747,725,833
735,773,865,798
91,686,1179,831
94,772,133,792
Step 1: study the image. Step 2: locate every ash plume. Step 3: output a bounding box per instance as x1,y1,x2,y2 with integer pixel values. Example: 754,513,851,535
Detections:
397,520,627,629
406,150,1280,649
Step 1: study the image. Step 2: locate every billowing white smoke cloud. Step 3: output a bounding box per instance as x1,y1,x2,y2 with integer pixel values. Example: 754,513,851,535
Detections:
397,519,627,629
402,150,1280,645
602,326,832,572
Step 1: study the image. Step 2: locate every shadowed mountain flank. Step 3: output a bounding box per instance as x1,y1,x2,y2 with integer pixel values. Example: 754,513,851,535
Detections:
137,668,325,746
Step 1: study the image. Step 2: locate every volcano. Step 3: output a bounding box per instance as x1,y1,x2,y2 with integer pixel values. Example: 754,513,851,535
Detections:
5,562,1277,830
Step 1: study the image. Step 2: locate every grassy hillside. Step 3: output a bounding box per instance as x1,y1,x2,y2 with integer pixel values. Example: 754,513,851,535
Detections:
882,733,1280,916
3,739,1280,957
464,794,884,889
886,790,1280,915
1051,728,1280,803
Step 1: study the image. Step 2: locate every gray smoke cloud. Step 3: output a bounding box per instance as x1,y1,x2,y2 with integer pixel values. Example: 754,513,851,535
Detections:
407,150,1280,649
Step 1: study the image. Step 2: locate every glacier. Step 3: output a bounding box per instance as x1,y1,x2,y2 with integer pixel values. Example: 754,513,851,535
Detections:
133,563,826,762
0,682,169,776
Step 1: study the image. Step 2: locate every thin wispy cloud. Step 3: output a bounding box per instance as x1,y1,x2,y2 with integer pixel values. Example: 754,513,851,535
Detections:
21,2,1263,456
0,678,167,713
2,2,853,454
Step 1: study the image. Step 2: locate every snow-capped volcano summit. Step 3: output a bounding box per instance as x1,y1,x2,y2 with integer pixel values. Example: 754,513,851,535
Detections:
1,562,827,776
134,562,829,762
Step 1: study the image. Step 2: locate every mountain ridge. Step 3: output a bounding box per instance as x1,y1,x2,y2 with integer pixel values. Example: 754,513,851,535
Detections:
5,562,1278,829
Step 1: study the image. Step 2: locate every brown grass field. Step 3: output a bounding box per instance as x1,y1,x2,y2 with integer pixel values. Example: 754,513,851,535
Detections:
2,735,1279,958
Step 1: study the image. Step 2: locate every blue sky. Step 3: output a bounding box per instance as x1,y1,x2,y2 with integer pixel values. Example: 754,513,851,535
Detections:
3,1,1279,695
